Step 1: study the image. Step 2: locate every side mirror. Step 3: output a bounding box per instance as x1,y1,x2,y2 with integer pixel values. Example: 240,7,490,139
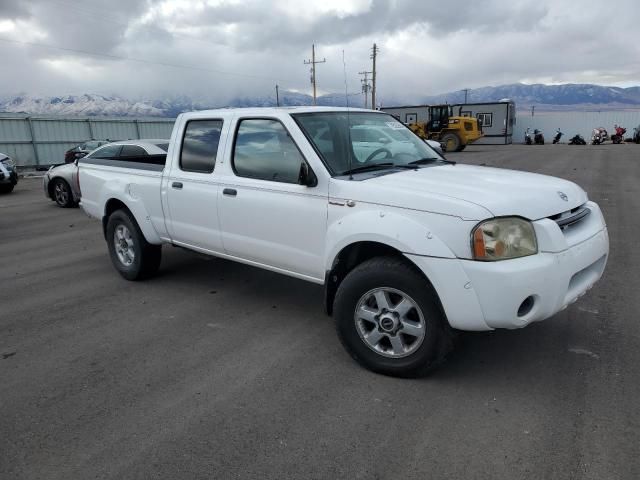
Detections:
298,162,317,187
75,152,87,159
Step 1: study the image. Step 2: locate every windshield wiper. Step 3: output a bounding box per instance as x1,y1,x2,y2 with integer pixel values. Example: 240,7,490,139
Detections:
341,162,396,175
409,157,456,165
341,162,425,176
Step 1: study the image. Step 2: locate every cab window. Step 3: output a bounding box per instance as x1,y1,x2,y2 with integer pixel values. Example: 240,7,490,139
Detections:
180,120,223,173
232,119,305,184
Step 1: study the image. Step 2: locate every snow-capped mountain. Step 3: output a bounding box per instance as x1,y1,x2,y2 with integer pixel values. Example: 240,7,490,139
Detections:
1,83,639,117
0,94,166,117
415,83,640,109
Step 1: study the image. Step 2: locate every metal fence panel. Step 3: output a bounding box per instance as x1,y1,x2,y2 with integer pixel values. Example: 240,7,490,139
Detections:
90,121,139,141
138,121,174,139
35,143,79,166
0,142,36,166
0,115,181,167
0,118,32,142
31,118,91,142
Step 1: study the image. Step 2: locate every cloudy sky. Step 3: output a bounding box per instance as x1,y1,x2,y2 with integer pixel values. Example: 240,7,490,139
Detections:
0,0,638,103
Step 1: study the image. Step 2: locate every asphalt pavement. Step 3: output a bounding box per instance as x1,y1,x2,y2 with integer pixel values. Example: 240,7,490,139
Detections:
1,144,638,479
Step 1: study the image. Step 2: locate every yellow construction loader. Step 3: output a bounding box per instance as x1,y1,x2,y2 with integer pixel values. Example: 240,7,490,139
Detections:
408,105,483,152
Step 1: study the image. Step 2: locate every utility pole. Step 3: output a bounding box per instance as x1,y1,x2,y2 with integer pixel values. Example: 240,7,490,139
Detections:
463,88,469,104
370,43,378,109
359,70,372,108
304,44,326,106
531,105,535,117
275,84,280,107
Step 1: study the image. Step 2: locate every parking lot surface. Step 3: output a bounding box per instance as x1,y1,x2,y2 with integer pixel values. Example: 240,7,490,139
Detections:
1,144,638,479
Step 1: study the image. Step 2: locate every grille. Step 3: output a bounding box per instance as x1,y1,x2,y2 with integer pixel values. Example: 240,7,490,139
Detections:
548,204,590,230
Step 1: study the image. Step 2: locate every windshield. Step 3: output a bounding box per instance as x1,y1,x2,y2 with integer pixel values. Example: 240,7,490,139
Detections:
292,112,443,176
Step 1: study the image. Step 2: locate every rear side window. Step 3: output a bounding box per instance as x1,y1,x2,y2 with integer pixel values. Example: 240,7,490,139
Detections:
233,119,305,184
90,144,121,159
180,120,223,173
120,145,148,157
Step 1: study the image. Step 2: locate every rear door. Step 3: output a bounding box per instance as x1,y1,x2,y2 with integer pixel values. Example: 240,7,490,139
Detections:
164,118,227,253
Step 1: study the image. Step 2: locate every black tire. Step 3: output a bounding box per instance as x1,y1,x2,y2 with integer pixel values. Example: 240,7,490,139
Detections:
440,133,460,152
0,183,14,194
457,144,467,151
106,209,161,281
51,178,75,208
333,256,455,377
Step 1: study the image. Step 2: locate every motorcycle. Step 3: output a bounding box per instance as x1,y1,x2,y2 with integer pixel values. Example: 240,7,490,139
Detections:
534,129,545,145
568,134,586,145
591,127,608,145
552,128,563,144
524,128,533,145
611,125,626,144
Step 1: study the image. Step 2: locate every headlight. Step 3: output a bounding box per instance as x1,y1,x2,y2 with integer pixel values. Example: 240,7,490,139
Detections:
1,157,15,168
471,217,537,261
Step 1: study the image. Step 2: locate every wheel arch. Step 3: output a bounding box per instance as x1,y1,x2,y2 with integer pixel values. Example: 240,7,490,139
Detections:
102,197,162,244
324,240,444,317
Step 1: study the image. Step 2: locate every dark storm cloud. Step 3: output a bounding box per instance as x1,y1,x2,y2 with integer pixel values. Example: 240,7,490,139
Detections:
0,0,638,102
177,0,549,51
0,1,31,18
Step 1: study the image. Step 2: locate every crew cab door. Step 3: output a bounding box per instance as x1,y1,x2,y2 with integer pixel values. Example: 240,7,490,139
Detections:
164,118,227,253
216,116,328,281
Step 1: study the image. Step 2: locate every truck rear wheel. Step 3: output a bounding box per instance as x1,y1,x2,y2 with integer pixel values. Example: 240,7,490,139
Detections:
333,256,454,377
106,209,161,281
440,133,461,152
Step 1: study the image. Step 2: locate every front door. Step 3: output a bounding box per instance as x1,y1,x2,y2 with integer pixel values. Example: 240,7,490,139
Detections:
217,117,327,280
165,118,226,253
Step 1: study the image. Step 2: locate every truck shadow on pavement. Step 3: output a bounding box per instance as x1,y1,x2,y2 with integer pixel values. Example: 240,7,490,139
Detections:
155,247,595,384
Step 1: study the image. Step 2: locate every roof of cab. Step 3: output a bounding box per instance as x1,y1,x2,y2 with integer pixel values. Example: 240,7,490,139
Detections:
180,106,386,117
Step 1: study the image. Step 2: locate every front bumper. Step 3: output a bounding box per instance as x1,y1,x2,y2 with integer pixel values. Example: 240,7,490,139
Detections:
406,202,609,331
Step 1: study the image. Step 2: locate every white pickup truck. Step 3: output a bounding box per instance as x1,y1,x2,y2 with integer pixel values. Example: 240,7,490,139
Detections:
79,107,609,377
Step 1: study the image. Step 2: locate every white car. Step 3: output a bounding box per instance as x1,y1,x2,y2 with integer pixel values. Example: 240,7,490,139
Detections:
78,107,609,377
44,140,168,207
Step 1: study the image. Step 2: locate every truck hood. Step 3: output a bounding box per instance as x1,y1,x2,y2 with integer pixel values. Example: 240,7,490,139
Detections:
339,164,587,220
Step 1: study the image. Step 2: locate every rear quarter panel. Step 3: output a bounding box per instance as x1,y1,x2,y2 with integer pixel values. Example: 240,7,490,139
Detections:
79,163,166,243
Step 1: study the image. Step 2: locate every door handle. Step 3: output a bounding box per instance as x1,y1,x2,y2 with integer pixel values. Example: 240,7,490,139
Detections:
223,188,237,196
172,182,183,189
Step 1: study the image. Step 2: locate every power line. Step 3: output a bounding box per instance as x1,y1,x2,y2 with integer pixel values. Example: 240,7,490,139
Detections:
0,37,281,82
304,44,326,106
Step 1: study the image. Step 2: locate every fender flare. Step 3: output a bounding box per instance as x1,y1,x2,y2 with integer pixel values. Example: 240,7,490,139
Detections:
325,209,456,273
100,181,162,244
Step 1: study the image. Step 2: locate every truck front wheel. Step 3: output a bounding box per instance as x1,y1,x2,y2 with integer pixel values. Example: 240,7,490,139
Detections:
106,209,161,281
333,256,454,377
